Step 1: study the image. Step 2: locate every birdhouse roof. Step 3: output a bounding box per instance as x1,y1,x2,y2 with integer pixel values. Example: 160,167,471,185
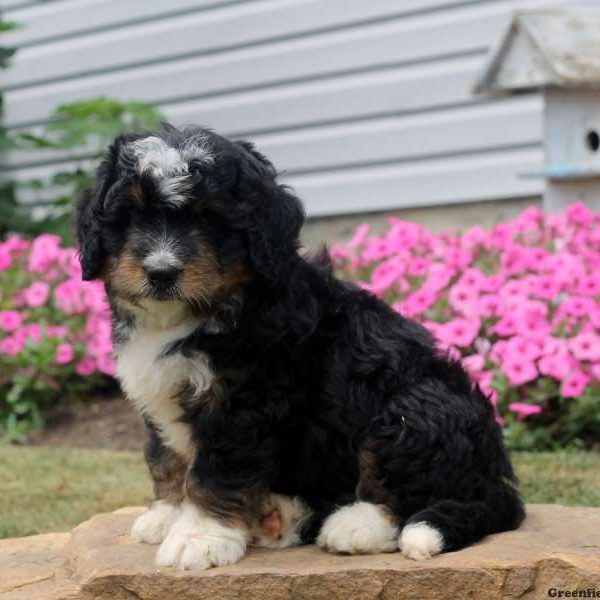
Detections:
474,8,600,95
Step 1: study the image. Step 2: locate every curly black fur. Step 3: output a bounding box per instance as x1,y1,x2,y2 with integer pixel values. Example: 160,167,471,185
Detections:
75,124,525,556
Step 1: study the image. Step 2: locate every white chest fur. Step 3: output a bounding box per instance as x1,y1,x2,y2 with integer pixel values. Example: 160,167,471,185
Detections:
115,302,213,458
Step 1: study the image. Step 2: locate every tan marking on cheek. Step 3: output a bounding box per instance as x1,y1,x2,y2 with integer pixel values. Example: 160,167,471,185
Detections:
108,249,147,297
179,241,251,303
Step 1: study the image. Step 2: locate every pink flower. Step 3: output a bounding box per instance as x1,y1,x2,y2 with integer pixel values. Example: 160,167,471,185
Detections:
577,275,600,297
478,295,503,318
27,234,61,273
490,315,518,337
569,332,600,362
448,285,479,315
75,358,96,376
0,310,23,332
22,323,42,343
509,402,542,418
0,335,26,356
561,371,590,398
398,289,436,318
55,343,75,365
348,224,370,249
558,297,594,319
439,318,480,348
502,359,538,386
566,201,595,226
505,337,542,361
96,354,116,376
23,282,50,308
0,248,12,271
530,275,561,301
462,354,485,376
538,355,572,380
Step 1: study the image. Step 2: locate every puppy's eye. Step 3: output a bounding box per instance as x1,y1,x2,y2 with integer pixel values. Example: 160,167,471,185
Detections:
188,160,204,176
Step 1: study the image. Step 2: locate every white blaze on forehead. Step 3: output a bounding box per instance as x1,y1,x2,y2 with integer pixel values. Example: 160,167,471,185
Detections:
128,135,212,207
131,136,188,178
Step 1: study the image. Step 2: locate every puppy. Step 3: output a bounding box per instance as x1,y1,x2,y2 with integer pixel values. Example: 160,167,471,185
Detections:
74,124,525,570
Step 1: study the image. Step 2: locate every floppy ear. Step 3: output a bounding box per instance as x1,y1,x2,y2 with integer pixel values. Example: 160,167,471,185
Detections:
74,132,148,280
234,141,305,285
73,145,120,280
73,161,108,280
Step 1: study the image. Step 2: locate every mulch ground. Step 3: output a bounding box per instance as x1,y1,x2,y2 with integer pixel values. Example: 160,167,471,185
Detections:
27,395,145,451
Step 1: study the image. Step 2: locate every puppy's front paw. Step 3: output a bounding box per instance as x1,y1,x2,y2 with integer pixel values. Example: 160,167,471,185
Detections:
131,500,180,545
155,503,246,570
317,502,398,554
399,522,443,560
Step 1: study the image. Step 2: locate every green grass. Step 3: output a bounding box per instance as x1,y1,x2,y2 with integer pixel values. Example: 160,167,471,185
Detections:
1,447,599,539
514,451,600,507
0,446,152,539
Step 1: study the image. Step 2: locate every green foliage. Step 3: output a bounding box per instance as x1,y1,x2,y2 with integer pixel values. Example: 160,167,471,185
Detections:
3,98,164,240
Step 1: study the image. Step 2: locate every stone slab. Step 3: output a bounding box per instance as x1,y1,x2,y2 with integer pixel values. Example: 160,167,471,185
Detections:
1,504,599,600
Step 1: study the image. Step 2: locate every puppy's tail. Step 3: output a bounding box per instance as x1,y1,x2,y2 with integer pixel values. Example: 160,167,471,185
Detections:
398,483,525,559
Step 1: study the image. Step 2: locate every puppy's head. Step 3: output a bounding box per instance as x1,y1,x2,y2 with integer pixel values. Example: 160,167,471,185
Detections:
74,125,304,310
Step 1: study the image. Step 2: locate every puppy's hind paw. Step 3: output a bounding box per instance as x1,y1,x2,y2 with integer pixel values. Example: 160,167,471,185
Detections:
131,500,180,545
317,502,398,554
399,522,443,560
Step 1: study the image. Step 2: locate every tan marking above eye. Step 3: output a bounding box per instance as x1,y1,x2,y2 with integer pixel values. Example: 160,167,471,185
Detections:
121,179,145,208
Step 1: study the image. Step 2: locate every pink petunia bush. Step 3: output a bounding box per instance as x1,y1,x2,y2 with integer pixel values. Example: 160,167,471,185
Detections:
333,202,600,450
0,233,114,441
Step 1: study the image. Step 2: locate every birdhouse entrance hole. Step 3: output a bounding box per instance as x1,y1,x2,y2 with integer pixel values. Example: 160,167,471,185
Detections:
586,130,600,153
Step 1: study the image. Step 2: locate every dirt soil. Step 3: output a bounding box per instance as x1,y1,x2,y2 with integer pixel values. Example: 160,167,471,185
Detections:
27,395,145,451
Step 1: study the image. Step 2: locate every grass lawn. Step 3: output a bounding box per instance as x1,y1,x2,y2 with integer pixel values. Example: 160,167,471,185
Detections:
1,446,599,539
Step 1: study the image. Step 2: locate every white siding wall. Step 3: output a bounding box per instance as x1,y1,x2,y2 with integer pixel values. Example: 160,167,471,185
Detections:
0,0,586,216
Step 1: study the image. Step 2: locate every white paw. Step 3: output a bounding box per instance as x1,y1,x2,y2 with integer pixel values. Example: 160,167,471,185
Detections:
155,503,247,570
399,522,443,560
131,500,180,545
317,502,399,554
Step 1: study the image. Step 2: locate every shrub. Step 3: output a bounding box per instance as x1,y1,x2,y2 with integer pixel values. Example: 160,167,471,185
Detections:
333,203,600,451
3,98,164,240
0,234,113,441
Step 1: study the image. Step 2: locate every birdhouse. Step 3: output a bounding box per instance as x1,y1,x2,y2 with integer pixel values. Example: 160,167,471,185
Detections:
474,8,600,212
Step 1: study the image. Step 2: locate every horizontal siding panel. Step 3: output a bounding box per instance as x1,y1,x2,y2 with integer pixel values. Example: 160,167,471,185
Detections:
0,0,47,11
164,55,481,137
2,97,543,173
2,0,239,47
254,98,543,173
2,0,494,89
3,2,508,128
288,148,544,216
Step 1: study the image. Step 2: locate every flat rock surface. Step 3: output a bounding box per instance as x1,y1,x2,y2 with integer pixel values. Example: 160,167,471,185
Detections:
1,504,599,599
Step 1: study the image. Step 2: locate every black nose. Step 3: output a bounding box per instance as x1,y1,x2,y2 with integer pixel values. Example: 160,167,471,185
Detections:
145,266,181,288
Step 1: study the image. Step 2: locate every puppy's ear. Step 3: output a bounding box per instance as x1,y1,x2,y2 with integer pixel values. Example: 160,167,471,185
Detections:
234,141,305,285
74,159,112,280
74,132,132,281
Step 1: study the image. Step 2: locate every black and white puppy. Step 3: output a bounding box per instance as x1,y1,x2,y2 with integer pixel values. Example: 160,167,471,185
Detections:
74,124,525,570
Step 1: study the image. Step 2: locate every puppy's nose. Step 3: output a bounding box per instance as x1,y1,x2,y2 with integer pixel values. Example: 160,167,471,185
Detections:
145,265,181,288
